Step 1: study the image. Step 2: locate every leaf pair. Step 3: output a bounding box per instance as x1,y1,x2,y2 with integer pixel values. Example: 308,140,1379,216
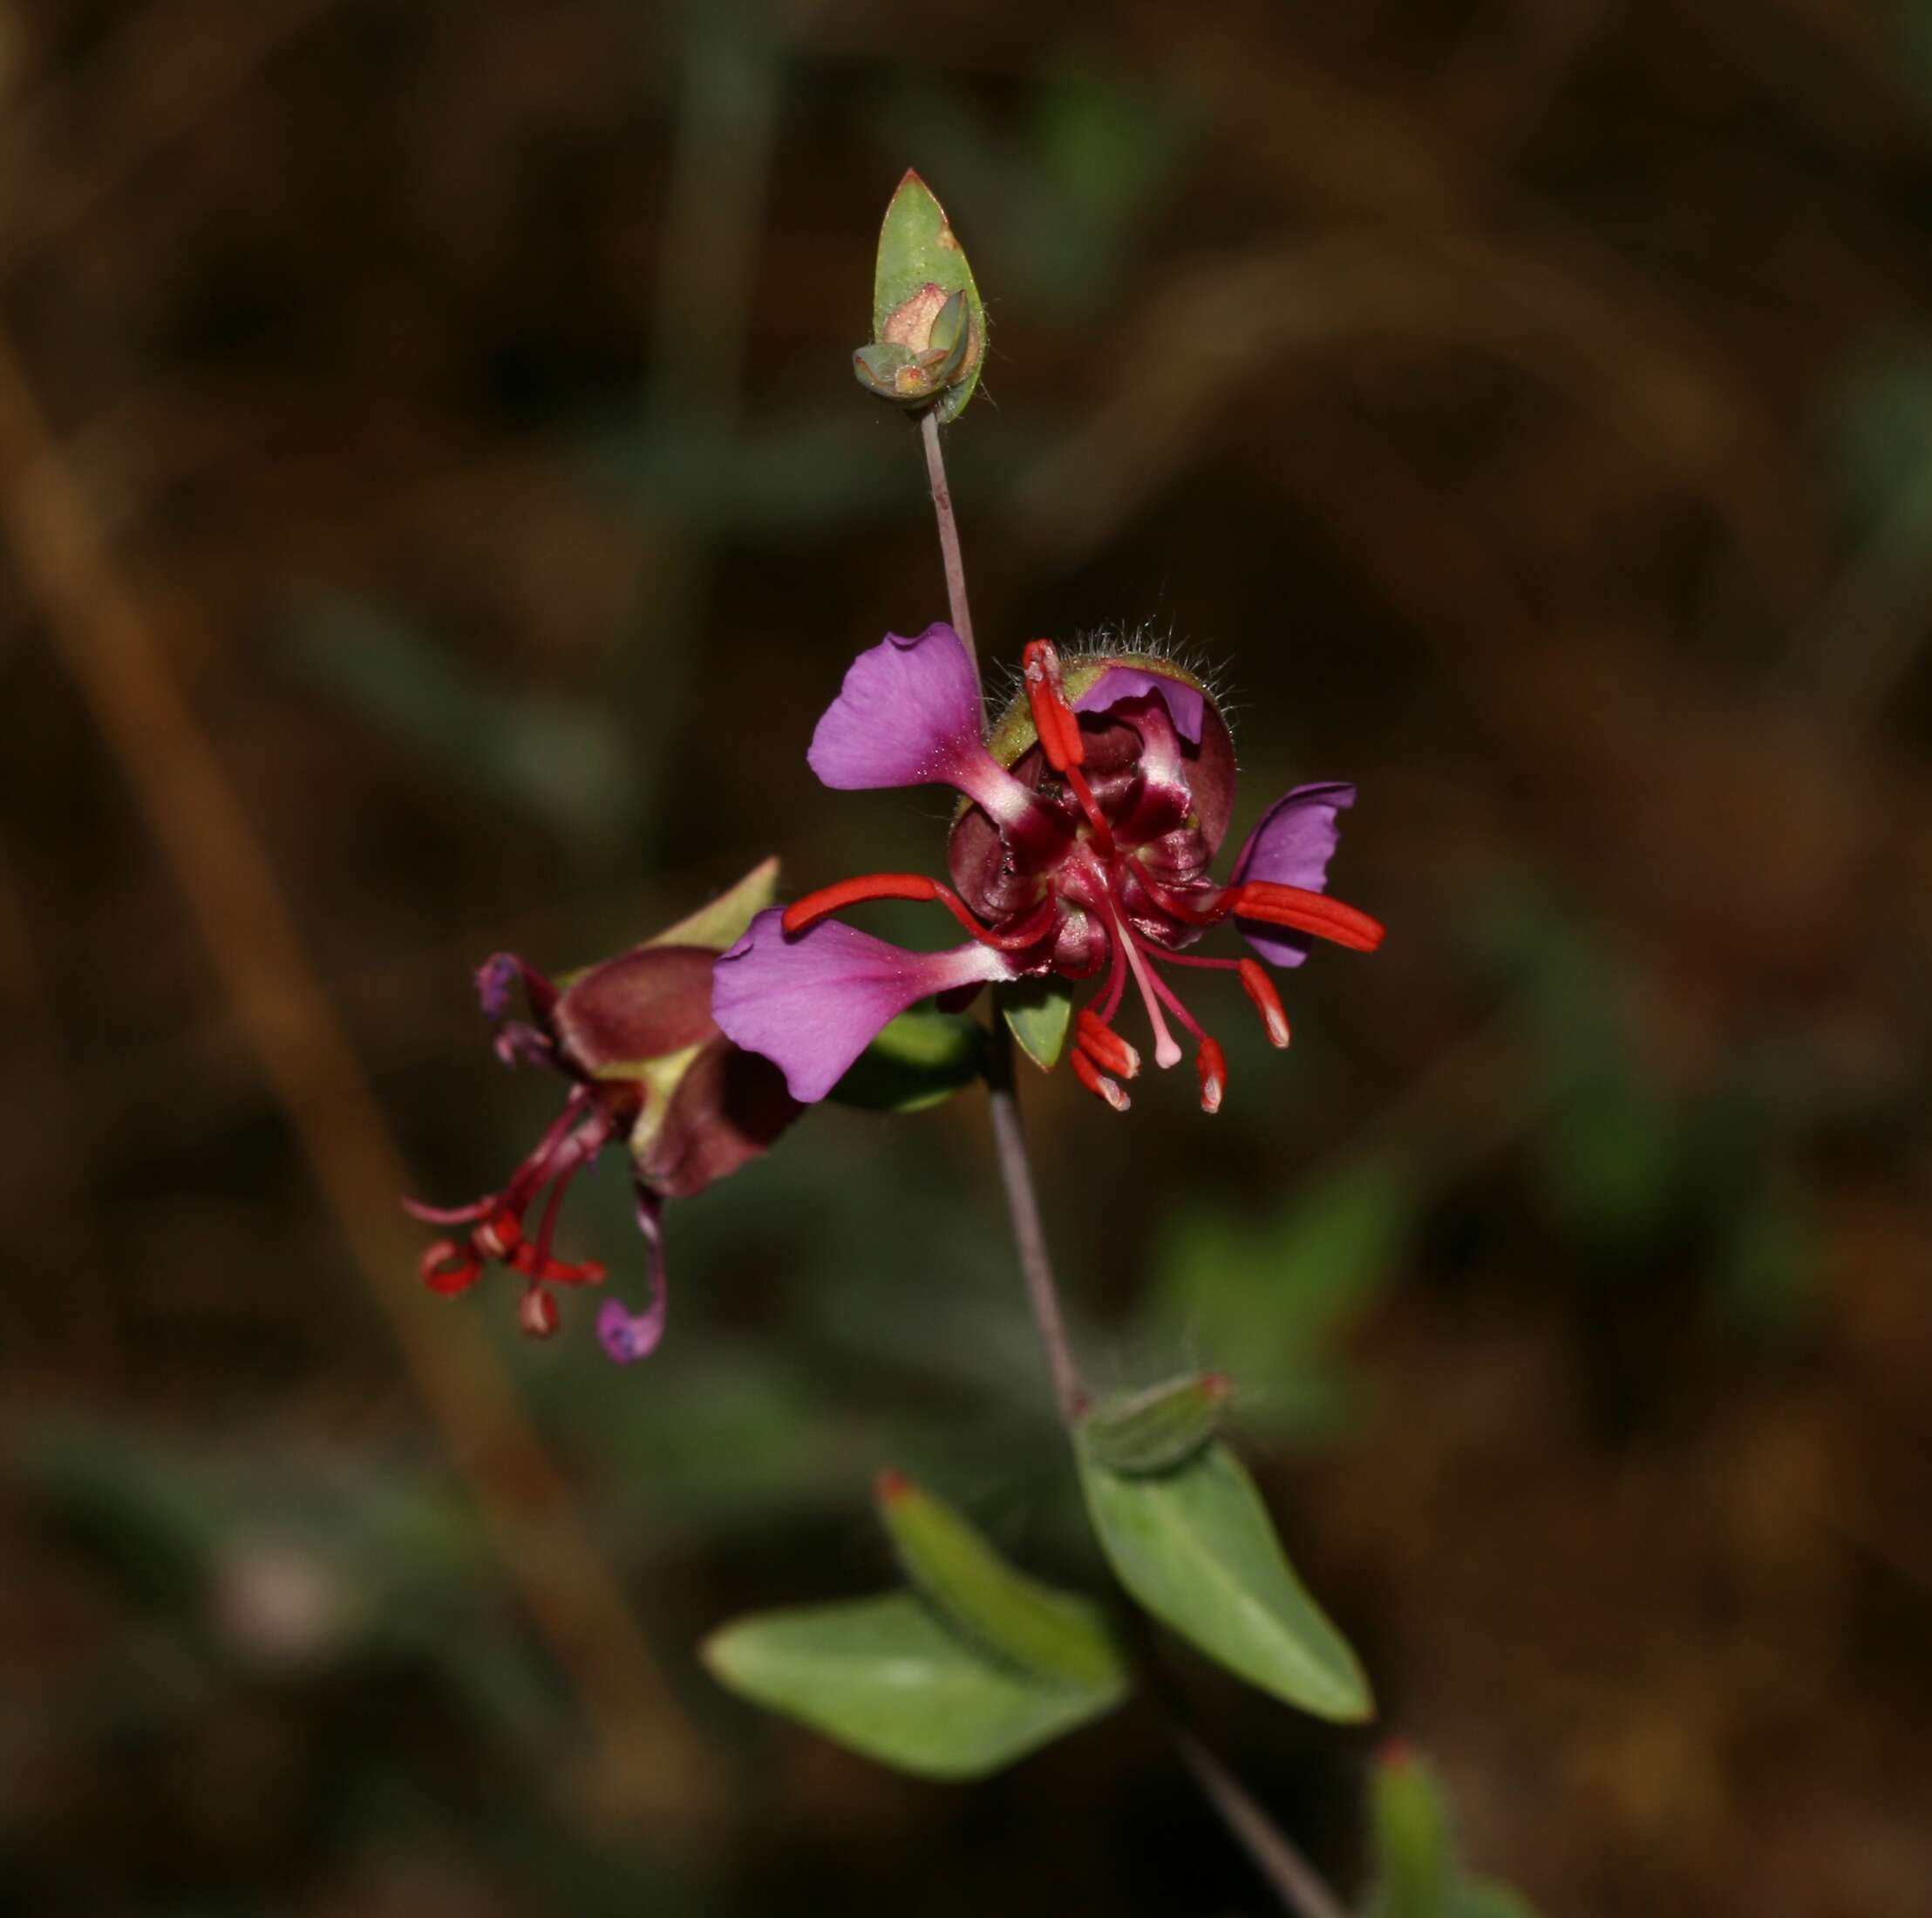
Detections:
703,1475,1126,1779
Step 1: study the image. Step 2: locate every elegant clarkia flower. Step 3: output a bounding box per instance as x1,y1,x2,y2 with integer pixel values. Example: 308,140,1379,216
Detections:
712,625,1384,1112
406,862,799,1360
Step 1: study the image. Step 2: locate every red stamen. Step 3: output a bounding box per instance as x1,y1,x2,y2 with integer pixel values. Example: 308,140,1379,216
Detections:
1022,639,1085,770
420,1239,481,1296
1107,905,1184,1069
1077,1008,1141,1079
932,887,1058,953
1195,1037,1227,1114
473,1207,523,1259
785,871,1053,957
519,1286,561,1339
1225,882,1385,952
784,873,938,934
1237,959,1292,1047
1093,936,1127,1024
540,1257,607,1287
1023,639,1115,847
1071,1044,1131,1112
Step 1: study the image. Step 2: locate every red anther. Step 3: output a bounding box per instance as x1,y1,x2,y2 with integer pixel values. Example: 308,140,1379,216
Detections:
1236,958,1291,1047
1195,1036,1227,1114
874,1467,913,1503
519,1286,561,1339
1225,882,1385,952
539,1256,607,1287
419,1239,481,1296
1071,1045,1131,1112
473,1207,523,1259
783,873,939,935
1199,1371,1233,1405
1022,639,1085,770
1076,1008,1141,1079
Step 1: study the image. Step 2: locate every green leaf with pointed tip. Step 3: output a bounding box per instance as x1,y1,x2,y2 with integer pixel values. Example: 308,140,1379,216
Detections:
648,859,780,953
876,1474,1126,1690
1365,1751,1457,1918
830,1010,988,1112
1076,1436,1371,1722
702,1592,1125,1780
871,169,986,422
998,976,1074,1071
1364,1749,1542,1918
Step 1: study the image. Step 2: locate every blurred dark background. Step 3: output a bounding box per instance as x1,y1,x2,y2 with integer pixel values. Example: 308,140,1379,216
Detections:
3,0,1930,1912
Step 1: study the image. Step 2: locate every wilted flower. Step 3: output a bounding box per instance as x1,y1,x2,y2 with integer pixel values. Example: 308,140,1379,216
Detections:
712,626,1382,1112
407,862,799,1359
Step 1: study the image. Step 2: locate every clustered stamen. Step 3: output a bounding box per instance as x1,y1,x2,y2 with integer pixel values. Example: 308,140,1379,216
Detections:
405,1085,621,1336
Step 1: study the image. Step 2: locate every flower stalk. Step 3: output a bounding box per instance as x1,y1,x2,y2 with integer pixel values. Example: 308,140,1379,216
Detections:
913,360,1349,1918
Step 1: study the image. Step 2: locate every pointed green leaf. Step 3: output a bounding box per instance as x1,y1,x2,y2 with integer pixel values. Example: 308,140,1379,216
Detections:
829,1009,988,1112
1076,1435,1371,1721
870,169,986,422
1082,1372,1230,1475
702,1592,1125,1780
1365,1749,1457,1918
1365,1748,1541,1918
998,976,1074,1071
648,858,779,953
876,1473,1126,1690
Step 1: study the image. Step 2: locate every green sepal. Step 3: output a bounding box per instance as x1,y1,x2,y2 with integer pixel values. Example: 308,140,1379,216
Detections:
646,857,780,953
998,976,1075,1071
852,339,920,401
867,170,986,422
1081,1372,1230,1475
702,1592,1125,1780
1075,1434,1372,1722
829,1010,988,1112
875,1472,1126,1691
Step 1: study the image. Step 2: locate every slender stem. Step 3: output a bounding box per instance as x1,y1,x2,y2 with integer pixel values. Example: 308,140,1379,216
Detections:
915,389,1343,1918
1171,1726,1352,1918
984,1022,1085,1424
920,408,981,700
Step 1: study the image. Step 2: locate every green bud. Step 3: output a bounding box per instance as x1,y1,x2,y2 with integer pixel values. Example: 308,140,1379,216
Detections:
1081,1372,1231,1474
856,170,987,421
874,1470,1125,1691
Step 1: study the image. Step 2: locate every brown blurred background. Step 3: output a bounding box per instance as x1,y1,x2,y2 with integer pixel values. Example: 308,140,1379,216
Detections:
3,0,1930,1912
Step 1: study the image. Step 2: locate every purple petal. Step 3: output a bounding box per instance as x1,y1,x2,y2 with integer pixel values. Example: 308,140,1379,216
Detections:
1075,667,1206,746
808,624,1033,824
597,1189,667,1364
1229,783,1357,969
711,908,1018,1103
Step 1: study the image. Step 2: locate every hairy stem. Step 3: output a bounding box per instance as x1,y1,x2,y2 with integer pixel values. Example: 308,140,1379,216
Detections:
984,1021,1086,1424
920,408,980,699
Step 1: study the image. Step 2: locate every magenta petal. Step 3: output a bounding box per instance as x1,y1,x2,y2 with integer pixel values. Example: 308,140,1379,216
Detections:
809,623,984,788
1229,782,1357,969
597,1189,668,1364
711,908,1017,1103
1076,667,1206,746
